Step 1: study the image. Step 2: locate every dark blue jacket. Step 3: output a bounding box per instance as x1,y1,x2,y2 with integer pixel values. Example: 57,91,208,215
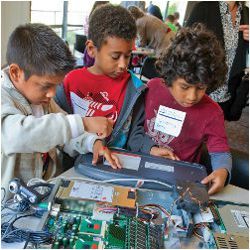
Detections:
54,70,156,154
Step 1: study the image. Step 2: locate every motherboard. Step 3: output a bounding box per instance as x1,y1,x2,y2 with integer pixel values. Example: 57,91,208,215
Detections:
39,180,165,249
2,178,248,249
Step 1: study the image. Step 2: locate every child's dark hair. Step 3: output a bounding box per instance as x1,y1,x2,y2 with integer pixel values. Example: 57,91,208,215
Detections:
88,4,137,49
166,15,175,23
156,24,227,93
6,23,75,80
90,1,109,17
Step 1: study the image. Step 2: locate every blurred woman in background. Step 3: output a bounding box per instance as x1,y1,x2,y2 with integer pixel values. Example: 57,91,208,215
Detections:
186,1,249,121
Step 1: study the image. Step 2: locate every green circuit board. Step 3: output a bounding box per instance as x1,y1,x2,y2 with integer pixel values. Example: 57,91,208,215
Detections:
42,199,164,249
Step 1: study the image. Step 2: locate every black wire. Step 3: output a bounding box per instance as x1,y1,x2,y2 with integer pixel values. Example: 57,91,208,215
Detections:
1,193,52,246
23,232,30,249
1,213,52,244
1,223,52,244
2,199,31,213
30,183,53,189
11,213,36,225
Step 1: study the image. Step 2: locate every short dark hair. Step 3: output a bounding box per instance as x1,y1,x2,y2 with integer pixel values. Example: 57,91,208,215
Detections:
6,23,75,80
89,1,109,17
156,24,227,93
147,4,163,21
173,12,180,19
166,14,175,23
88,4,137,49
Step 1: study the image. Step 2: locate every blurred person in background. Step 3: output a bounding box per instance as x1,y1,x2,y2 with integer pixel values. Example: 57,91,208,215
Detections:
186,1,249,121
83,1,109,67
147,3,163,21
128,5,175,57
166,14,178,32
173,12,182,30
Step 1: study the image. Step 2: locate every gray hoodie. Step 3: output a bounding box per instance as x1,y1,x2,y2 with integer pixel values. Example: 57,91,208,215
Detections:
1,69,97,197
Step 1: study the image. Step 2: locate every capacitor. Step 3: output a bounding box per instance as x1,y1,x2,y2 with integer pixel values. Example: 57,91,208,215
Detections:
57,236,63,244
61,222,68,233
71,232,76,237
76,216,81,224
69,238,75,248
62,237,68,247
52,241,60,249
72,224,78,233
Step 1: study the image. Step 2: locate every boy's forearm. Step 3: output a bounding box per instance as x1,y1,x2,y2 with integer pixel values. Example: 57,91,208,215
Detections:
2,112,84,155
63,133,99,157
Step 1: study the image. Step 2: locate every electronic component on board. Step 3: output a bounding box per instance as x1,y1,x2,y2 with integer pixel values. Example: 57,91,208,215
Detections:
56,180,137,208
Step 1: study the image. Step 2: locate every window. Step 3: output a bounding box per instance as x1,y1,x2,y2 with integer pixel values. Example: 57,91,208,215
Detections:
166,0,188,25
31,1,64,33
31,0,93,51
31,1,188,52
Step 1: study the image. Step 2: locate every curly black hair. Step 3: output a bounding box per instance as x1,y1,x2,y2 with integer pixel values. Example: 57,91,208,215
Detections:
6,23,75,80
155,24,227,93
88,4,137,49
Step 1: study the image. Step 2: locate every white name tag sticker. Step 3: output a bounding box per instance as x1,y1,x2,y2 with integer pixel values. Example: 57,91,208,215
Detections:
154,106,186,137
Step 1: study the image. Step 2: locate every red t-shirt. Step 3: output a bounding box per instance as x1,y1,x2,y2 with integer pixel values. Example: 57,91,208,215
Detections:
144,78,229,163
63,67,130,123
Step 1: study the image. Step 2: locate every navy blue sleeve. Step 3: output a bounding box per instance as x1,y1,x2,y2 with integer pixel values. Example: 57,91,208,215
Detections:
126,92,156,154
54,84,73,114
209,152,232,184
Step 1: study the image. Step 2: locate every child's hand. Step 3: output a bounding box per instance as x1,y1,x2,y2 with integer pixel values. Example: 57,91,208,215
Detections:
201,168,228,195
150,146,180,161
92,140,122,169
82,117,114,138
239,25,249,41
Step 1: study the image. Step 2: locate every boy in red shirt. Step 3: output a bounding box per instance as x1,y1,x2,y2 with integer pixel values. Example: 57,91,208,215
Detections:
55,4,177,168
145,25,232,195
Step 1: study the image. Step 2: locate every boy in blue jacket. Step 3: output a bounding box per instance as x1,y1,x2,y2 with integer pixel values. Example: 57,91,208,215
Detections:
55,4,178,165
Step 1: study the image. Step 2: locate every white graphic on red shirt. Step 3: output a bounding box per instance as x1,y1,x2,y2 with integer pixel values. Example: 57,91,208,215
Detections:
100,92,109,102
146,109,174,150
70,91,118,122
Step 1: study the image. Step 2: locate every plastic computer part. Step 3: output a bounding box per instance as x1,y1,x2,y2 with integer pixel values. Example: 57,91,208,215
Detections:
74,149,207,191
172,180,209,213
